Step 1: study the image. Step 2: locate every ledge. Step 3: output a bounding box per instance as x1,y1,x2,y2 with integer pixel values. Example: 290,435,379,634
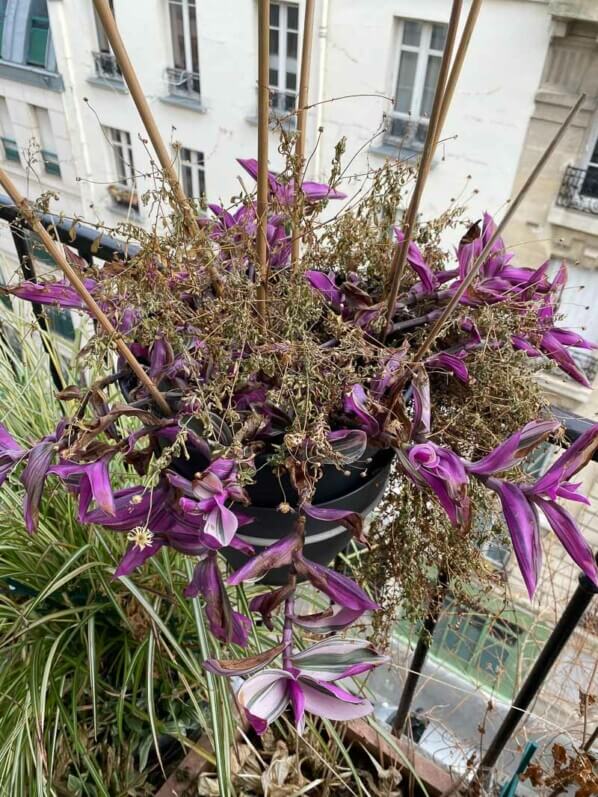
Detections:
0,61,63,92
369,140,425,163
159,94,206,113
536,371,593,408
548,203,598,236
86,75,128,94
246,114,296,132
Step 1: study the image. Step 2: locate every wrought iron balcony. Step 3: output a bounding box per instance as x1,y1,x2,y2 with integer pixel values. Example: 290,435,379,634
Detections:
92,50,122,81
572,347,598,383
556,165,598,215
165,67,201,99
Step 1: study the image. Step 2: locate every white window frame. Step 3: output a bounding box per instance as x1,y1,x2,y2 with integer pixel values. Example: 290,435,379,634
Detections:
269,1,299,116
387,18,447,149
167,0,200,96
179,146,205,200
104,126,135,187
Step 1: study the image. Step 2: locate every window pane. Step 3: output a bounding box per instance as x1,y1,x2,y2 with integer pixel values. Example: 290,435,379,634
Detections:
430,23,447,52
287,5,299,31
402,20,421,47
182,163,193,197
269,28,279,57
395,49,417,113
286,71,296,91
189,2,199,76
270,3,279,27
287,30,297,60
420,54,441,118
389,117,409,139
169,3,186,70
581,165,598,198
589,137,598,167
415,121,429,144
269,67,278,86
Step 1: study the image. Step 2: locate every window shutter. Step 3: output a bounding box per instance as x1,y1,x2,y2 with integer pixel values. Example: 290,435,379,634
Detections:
27,17,50,68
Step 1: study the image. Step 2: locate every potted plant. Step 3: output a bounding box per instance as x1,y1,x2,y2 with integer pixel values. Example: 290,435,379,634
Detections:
0,0,596,767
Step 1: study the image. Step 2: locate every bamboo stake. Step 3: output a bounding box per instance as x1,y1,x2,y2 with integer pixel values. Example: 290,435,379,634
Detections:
256,0,270,326
93,0,195,237
291,0,316,273
435,0,482,143
413,93,586,363
383,0,463,340
0,167,172,416
92,1,223,296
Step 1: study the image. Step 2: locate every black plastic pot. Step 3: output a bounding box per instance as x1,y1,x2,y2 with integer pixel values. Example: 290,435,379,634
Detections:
222,448,394,585
120,375,394,584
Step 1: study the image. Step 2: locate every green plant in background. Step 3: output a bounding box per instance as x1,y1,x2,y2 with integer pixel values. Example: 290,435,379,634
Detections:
0,319,223,795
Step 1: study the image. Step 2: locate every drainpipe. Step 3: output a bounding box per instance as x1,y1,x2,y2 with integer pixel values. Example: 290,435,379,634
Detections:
313,0,329,181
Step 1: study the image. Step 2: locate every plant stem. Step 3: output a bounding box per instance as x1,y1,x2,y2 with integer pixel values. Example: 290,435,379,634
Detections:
0,168,172,416
256,0,270,329
282,574,297,670
382,0,463,341
291,0,316,275
92,0,223,297
413,92,587,363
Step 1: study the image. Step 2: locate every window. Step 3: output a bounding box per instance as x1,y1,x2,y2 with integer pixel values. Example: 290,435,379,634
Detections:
27,13,50,68
167,0,200,97
31,106,60,177
92,0,121,80
0,1,7,59
388,19,447,148
581,137,598,199
179,147,205,200
395,594,549,700
0,97,19,164
104,126,139,212
269,2,298,115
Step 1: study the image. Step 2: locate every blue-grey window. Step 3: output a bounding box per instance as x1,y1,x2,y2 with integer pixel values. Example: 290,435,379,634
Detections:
0,0,57,73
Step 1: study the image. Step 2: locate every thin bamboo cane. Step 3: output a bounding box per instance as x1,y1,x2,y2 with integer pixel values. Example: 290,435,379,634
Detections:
291,0,316,274
0,167,172,416
92,0,222,296
413,93,586,363
383,0,463,341
256,0,270,326
435,0,482,143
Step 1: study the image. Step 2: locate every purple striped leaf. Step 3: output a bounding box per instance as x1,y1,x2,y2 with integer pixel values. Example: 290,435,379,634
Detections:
533,497,598,586
204,643,286,677
293,554,379,612
228,533,302,585
300,676,373,722
486,478,542,598
291,605,366,633
324,429,368,464
290,637,387,681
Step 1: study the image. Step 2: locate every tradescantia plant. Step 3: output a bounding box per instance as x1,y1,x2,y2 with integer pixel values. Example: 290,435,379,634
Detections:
1,145,598,735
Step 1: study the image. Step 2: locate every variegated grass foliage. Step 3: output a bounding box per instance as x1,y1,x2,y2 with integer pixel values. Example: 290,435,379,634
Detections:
0,312,418,796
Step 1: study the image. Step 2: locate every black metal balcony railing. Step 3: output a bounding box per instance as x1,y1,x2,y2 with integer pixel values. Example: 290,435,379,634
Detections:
165,67,201,99
556,165,598,215
0,195,595,792
92,50,122,81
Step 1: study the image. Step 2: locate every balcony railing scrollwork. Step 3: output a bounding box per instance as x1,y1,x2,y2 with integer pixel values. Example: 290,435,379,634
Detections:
165,67,201,99
556,165,598,215
92,51,122,81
